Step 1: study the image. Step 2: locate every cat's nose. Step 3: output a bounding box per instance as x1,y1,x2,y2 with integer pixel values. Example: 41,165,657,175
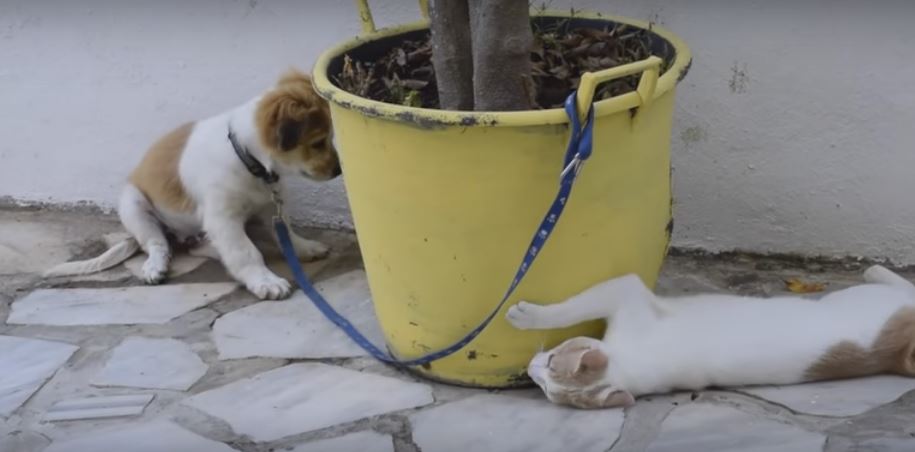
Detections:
530,352,549,367
528,367,546,386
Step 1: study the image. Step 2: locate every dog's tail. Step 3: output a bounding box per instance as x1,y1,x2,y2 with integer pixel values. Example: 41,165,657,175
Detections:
43,238,140,277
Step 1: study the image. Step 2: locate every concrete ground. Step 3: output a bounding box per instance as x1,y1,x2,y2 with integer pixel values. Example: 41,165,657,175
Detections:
2,207,915,452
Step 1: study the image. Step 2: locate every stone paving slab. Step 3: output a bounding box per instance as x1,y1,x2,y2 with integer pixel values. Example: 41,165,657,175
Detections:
44,394,154,422
647,403,826,452
91,337,208,391
43,421,237,452
851,437,915,451
0,216,101,275
184,363,434,441
5,209,915,452
0,430,50,452
741,376,915,417
0,335,78,417
410,392,625,452
291,430,395,452
8,283,237,325
211,270,382,360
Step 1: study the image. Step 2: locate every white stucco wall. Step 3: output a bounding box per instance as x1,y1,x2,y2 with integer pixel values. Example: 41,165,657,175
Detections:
2,1,915,262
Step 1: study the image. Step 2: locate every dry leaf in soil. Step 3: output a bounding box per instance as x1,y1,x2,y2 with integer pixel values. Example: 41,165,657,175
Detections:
784,278,827,294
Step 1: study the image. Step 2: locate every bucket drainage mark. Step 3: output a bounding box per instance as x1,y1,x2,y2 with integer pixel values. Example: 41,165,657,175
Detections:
466,350,478,360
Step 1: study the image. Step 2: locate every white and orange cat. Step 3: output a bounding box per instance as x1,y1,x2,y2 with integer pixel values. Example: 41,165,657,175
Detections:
506,265,915,409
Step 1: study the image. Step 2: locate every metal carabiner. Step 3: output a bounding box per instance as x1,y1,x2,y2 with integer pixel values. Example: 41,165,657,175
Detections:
271,187,285,221
559,153,582,180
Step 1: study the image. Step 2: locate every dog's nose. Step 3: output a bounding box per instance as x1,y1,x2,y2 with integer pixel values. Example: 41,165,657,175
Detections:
332,164,342,177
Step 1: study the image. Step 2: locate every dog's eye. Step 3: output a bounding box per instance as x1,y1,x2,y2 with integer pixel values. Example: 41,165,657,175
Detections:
546,354,555,371
310,138,327,149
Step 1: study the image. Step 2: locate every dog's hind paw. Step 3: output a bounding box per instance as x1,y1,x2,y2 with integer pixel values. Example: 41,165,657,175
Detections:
141,257,168,284
293,238,330,262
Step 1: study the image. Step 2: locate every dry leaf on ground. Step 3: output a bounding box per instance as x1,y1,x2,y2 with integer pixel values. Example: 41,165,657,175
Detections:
784,278,827,294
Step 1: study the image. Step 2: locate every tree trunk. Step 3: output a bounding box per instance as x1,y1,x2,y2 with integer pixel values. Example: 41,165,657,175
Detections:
468,0,534,111
428,0,475,110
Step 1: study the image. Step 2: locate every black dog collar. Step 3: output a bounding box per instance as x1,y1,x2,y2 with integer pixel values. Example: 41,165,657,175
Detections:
228,126,279,184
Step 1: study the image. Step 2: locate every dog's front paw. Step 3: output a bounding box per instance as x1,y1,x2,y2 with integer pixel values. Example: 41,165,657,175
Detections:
246,271,292,300
294,238,330,262
506,301,547,330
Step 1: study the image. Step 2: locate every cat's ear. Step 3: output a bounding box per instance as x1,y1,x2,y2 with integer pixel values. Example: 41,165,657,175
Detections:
597,387,635,408
576,348,608,374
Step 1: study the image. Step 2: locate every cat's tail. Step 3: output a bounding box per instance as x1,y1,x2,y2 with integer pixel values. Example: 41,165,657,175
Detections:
43,238,140,277
863,265,915,293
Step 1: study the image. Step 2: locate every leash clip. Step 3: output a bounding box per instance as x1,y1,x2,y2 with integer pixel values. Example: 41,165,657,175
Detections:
271,187,284,220
560,154,582,180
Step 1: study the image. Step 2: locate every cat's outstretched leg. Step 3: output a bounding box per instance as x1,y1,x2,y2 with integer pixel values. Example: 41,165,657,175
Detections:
506,274,655,330
864,265,915,291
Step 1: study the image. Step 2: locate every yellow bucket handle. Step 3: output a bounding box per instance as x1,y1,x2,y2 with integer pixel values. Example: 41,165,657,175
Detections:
356,0,429,34
576,56,663,121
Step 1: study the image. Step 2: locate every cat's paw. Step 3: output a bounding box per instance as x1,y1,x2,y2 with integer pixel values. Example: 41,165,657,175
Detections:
506,301,547,330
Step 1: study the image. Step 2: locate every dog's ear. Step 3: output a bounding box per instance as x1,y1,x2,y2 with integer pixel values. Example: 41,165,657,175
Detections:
276,120,304,151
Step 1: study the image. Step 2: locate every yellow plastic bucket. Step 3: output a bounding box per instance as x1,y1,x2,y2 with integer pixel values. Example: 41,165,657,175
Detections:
312,7,691,387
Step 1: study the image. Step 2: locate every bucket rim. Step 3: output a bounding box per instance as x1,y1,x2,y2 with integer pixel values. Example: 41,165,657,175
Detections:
312,10,692,128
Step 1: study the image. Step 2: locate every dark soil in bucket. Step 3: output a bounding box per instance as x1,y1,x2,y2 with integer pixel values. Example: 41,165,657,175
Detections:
334,18,674,110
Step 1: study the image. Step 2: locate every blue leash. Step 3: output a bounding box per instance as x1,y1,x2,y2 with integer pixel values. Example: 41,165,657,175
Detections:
273,92,595,367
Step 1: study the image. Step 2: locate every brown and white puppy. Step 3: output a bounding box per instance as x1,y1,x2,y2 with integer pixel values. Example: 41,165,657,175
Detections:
45,70,340,299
